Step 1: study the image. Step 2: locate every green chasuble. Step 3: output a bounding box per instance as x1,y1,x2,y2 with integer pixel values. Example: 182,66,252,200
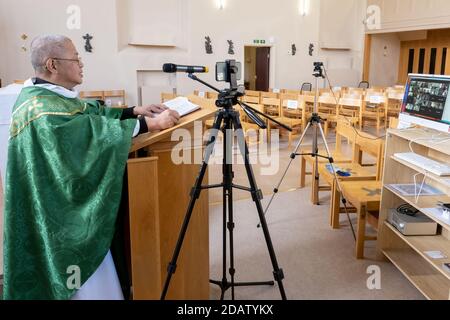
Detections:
3,86,137,300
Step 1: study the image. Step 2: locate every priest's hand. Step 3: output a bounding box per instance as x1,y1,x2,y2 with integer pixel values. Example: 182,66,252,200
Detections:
145,109,180,131
134,104,168,118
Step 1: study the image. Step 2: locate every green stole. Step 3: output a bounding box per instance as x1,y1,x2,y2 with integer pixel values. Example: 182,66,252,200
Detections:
3,86,136,300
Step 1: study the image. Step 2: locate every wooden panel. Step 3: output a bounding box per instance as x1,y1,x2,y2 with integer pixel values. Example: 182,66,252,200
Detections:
363,34,372,82
128,157,161,299
412,46,420,74
127,121,210,300
154,147,209,300
384,247,450,300
398,29,450,82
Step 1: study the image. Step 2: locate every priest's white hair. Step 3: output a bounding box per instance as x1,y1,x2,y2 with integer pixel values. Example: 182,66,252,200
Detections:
30,35,72,72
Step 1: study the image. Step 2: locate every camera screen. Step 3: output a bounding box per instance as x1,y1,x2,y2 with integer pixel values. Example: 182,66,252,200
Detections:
216,61,242,82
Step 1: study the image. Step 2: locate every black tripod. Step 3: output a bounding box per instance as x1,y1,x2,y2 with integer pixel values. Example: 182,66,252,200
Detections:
260,62,356,240
161,61,288,300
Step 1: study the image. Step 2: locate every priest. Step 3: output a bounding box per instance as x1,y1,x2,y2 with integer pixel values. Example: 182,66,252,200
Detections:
3,35,180,300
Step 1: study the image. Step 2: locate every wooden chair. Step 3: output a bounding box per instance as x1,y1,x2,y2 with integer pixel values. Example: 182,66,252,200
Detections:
80,90,104,101
207,92,218,100
270,96,306,148
104,90,126,108
310,121,382,205
345,88,365,97
245,90,260,97
360,93,387,134
300,121,357,192
282,89,301,95
330,130,384,229
194,90,207,98
186,95,216,130
161,92,177,103
367,86,385,93
317,95,339,136
261,96,281,117
301,90,316,96
338,97,363,121
385,90,404,127
242,95,260,104
339,180,381,259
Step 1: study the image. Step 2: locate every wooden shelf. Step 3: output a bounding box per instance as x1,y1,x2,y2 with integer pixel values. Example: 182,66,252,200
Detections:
383,247,450,300
389,129,450,156
384,185,450,231
391,155,450,189
379,128,450,300
384,222,450,280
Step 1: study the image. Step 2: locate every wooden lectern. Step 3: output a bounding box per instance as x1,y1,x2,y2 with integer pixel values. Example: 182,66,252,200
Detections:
127,107,215,300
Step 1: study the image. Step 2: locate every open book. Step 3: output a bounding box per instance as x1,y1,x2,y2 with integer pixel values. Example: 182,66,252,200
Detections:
163,97,201,117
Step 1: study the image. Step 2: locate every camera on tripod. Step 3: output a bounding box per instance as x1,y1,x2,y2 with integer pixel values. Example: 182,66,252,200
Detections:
313,61,324,78
216,60,242,84
215,60,245,108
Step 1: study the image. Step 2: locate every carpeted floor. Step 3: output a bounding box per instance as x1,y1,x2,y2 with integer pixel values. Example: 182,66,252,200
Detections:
208,188,423,300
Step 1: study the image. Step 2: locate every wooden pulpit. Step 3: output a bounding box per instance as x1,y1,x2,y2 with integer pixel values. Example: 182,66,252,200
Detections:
127,107,215,300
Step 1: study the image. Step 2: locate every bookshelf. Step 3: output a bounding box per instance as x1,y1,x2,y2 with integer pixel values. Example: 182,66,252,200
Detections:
378,128,450,300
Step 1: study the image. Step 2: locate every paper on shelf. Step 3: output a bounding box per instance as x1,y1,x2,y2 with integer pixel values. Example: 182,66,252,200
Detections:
424,251,448,259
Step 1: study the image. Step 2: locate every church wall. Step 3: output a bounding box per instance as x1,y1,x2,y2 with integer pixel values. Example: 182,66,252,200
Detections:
0,0,366,105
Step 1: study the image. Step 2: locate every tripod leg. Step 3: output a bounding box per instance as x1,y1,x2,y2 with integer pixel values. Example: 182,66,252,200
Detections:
233,113,287,300
225,121,236,300
161,112,224,300
316,123,356,240
312,122,320,205
262,121,312,219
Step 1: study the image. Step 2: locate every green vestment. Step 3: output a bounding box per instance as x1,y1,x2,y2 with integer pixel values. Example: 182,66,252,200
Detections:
3,86,136,300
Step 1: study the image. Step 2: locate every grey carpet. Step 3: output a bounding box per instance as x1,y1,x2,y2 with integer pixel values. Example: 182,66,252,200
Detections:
208,188,424,300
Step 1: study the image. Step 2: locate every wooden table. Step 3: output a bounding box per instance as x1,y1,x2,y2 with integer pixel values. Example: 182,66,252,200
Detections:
338,180,382,259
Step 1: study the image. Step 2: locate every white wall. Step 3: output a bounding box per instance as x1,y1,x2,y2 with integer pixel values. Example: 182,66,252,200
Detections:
367,0,450,33
318,0,367,87
369,33,401,86
0,0,366,104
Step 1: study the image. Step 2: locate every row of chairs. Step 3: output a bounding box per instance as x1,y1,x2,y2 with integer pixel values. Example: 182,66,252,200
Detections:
79,90,126,107
239,89,404,135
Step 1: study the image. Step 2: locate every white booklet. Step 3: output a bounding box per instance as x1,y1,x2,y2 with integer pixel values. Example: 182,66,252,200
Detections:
163,97,201,117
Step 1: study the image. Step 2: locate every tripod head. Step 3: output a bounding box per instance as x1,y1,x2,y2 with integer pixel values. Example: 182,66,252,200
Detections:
313,62,325,79
187,59,292,131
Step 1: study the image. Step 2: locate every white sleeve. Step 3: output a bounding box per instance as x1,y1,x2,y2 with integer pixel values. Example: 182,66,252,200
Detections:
132,121,140,137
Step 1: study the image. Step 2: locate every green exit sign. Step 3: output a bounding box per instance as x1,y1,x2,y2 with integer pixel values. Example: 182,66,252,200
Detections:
253,39,266,44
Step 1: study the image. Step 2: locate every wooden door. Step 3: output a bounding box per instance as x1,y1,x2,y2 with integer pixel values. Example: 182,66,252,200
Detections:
256,47,270,91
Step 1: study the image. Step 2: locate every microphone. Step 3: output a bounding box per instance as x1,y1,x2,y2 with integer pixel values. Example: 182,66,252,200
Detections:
163,63,209,73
